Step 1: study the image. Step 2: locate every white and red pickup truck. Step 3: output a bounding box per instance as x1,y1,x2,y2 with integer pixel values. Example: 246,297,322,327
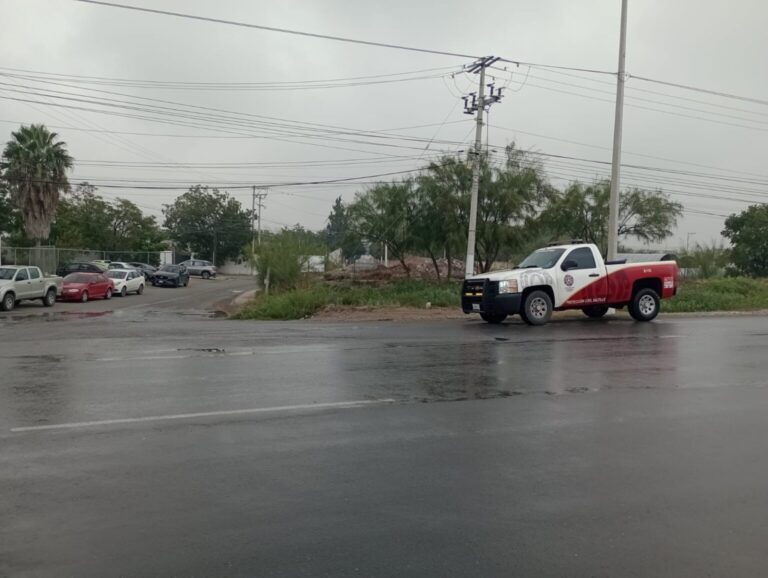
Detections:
462,242,679,325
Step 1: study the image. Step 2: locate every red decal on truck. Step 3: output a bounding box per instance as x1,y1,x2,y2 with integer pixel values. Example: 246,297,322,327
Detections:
563,263,679,308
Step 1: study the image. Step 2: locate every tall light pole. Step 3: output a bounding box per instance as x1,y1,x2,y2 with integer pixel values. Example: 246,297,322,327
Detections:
607,0,629,260
463,56,503,277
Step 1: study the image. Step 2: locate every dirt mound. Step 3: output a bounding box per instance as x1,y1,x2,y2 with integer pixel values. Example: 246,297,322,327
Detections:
325,256,465,281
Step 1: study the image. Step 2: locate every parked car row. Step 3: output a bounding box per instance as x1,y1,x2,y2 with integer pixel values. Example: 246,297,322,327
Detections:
55,259,216,282
1,259,219,312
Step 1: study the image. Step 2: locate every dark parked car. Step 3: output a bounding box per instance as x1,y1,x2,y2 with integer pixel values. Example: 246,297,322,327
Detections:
129,262,157,281
152,264,189,288
179,259,217,279
56,261,107,277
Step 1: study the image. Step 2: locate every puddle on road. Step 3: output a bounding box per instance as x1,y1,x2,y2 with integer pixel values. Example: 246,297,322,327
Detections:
0,310,113,323
178,347,226,353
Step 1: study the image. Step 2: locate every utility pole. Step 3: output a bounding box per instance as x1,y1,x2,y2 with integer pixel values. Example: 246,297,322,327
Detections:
251,185,257,259
463,56,503,277
607,0,629,260
257,190,267,245
251,187,268,251
686,232,696,251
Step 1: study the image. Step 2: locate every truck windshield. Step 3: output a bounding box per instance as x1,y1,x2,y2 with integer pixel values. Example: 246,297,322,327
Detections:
0,268,16,280
519,248,566,269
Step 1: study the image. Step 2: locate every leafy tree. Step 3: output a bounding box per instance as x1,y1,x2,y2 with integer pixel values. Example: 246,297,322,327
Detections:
325,196,364,263
255,225,327,290
50,183,163,252
348,181,417,276
540,180,682,254
1,124,73,244
163,185,251,265
107,198,163,251
51,183,112,248
0,180,22,239
473,147,552,272
415,157,471,279
722,204,768,276
677,242,730,279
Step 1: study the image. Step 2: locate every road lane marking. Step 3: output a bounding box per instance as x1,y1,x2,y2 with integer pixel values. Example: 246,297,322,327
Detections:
10,399,396,433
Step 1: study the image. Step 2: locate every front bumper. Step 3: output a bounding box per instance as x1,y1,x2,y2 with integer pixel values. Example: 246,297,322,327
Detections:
154,277,178,286
461,279,522,315
60,291,83,301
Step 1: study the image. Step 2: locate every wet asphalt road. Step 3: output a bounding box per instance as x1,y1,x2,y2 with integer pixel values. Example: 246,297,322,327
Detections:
2,310,768,577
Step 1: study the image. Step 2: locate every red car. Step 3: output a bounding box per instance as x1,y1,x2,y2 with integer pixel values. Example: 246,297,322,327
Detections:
61,272,113,302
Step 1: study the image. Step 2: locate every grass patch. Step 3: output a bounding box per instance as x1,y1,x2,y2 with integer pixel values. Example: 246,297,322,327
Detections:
234,280,461,320
664,277,768,313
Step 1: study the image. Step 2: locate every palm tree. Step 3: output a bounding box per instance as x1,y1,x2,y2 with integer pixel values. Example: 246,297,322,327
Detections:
1,124,73,244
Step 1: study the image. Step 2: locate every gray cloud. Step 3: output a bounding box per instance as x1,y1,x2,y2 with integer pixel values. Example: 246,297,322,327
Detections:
2,0,766,247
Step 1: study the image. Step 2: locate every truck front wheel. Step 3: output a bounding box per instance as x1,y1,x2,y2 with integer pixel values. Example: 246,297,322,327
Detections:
582,305,609,318
480,312,507,324
629,288,660,322
521,290,553,326
1,293,15,312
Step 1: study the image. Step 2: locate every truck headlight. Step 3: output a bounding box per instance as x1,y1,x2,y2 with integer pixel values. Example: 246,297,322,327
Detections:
498,279,518,294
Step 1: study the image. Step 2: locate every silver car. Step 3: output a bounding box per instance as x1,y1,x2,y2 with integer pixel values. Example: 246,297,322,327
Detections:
179,260,217,279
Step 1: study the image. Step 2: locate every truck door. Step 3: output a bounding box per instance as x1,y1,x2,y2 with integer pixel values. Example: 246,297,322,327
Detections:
28,267,44,297
14,267,32,299
555,247,608,308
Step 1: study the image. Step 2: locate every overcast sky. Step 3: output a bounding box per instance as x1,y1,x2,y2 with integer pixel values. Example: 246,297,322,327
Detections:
2,0,767,249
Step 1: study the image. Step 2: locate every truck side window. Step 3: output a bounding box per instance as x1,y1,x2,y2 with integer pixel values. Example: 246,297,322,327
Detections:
29,268,41,279
16,268,29,281
565,248,597,270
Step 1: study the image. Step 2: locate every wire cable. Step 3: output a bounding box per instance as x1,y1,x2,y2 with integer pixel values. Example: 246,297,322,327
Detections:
74,0,480,59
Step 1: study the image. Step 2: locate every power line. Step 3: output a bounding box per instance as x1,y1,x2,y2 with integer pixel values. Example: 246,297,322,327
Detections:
75,0,619,76
0,65,460,90
74,0,481,59
511,71,768,125
526,67,768,118
629,75,768,107
497,58,614,76
7,163,453,191
488,123,768,180
485,68,768,132
0,82,469,150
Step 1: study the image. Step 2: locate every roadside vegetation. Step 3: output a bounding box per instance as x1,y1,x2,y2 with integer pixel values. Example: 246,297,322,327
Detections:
234,280,460,320
664,277,768,313
235,275,768,320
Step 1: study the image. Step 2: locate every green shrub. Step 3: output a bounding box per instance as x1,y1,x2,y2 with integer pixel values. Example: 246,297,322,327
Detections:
234,280,460,320
665,277,768,312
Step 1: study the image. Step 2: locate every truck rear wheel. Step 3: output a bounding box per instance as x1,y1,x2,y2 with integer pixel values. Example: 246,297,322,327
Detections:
582,305,609,318
43,288,56,307
629,288,660,322
521,290,553,326
480,312,507,324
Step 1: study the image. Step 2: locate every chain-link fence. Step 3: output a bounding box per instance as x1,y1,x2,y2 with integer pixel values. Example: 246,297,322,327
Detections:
0,246,164,274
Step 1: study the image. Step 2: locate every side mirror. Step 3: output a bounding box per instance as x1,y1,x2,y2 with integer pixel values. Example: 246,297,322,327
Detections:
561,260,579,272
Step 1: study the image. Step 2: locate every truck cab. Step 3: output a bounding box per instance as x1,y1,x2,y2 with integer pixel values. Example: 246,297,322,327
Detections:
462,242,678,326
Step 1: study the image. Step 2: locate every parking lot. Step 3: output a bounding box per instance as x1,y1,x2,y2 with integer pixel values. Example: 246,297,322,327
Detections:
0,274,256,321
